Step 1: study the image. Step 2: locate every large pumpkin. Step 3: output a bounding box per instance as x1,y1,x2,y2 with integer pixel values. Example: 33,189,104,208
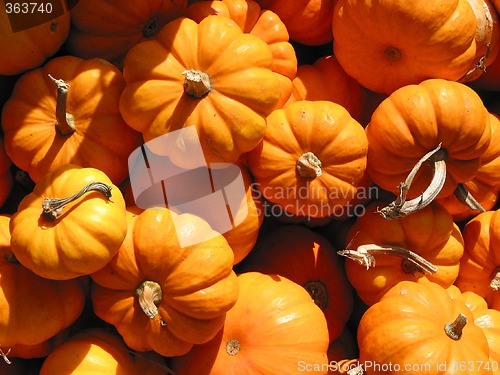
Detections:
1,55,143,185
9,164,127,280
332,0,478,94
185,0,298,108
365,78,491,218
0,1,70,75
90,206,239,357
357,281,492,375
247,100,368,219
65,0,188,67
170,272,330,374
0,215,88,355
238,224,354,344
39,328,170,375
339,201,465,306
455,208,500,310
119,15,282,167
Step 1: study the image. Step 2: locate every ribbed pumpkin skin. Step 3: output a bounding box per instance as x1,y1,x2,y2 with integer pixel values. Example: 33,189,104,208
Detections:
119,15,281,166
332,0,478,94
358,281,492,375
9,164,128,280
90,207,239,357
170,272,330,375
366,78,491,200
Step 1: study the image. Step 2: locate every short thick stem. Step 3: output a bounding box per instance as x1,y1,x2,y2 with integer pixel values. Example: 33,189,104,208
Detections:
226,339,240,356
304,280,329,311
136,280,163,320
338,244,438,275
182,69,212,98
296,152,322,178
444,313,467,340
490,267,500,291
48,74,76,135
453,183,486,213
42,182,113,220
378,144,447,219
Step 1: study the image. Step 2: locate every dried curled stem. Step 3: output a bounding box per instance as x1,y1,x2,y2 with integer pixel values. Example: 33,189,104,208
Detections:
453,183,486,213
48,74,76,135
378,143,447,219
42,182,113,220
338,244,438,275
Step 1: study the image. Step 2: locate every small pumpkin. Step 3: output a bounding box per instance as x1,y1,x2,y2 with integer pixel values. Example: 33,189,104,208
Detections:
247,100,368,219
254,0,335,45
90,206,239,357
1,55,143,185
65,0,188,67
170,272,330,374
0,1,70,75
332,0,478,94
365,78,491,219
0,215,88,357
0,138,12,208
284,54,365,123
119,15,282,167
39,328,171,375
357,281,492,375
185,0,298,108
339,200,464,306
9,164,127,280
455,208,500,310
239,224,354,343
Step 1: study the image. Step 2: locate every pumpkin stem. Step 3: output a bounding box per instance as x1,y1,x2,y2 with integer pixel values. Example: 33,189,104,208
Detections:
338,244,438,275
297,152,322,178
42,181,113,220
490,267,500,291
444,313,467,340
378,143,447,219
136,280,163,320
182,69,212,98
453,183,486,213
385,46,401,61
48,74,76,135
226,339,241,356
0,347,12,364
304,280,329,311
143,16,159,38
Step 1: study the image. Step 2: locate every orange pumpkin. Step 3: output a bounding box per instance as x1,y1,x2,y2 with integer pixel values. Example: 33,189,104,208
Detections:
119,15,281,166
170,272,330,374
247,100,368,219
90,207,239,357
254,0,335,45
65,0,188,67
455,208,500,310
0,215,88,355
0,1,70,75
284,54,365,123
339,200,464,306
365,78,491,217
39,328,171,375
332,0,478,94
0,138,12,208
358,281,492,375
239,224,354,343
1,55,143,185
9,164,128,280
185,0,298,108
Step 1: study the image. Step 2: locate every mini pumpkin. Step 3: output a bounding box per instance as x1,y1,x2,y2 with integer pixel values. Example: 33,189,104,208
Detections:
90,206,239,357
339,200,464,306
119,15,282,167
65,0,188,67
9,164,127,280
247,100,368,219
170,272,330,374
1,55,143,184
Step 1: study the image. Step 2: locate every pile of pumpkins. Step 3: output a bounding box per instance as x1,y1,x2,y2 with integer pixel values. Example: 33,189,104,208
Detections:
2,0,500,373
